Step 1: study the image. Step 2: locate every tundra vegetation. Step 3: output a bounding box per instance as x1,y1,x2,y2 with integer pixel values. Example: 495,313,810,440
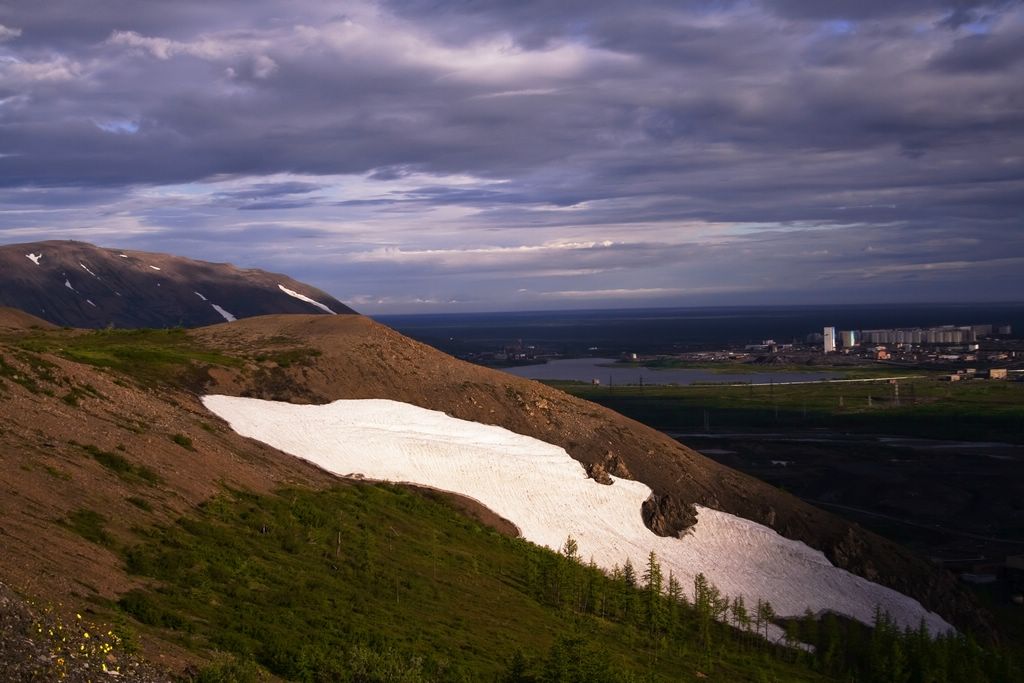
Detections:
110,485,1015,682
554,378,1024,443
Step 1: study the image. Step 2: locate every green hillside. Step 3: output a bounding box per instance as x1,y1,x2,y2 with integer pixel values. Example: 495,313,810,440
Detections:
112,483,824,682
53,483,1007,682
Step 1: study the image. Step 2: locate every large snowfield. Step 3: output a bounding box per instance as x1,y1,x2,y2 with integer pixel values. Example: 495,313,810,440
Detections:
202,395,952,638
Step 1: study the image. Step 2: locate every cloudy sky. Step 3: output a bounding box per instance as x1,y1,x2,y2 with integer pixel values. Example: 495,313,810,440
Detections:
1,1,1022,313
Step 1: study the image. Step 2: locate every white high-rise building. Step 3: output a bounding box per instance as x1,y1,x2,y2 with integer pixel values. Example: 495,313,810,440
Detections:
823,326,836,353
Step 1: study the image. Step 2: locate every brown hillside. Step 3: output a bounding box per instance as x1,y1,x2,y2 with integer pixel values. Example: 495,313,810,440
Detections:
0,317,527,677
193,314,983,634
0,329,343,675
0,307,55,330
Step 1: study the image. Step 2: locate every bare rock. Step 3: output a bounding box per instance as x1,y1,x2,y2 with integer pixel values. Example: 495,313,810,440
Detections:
642,493,698,537
584,462,613,485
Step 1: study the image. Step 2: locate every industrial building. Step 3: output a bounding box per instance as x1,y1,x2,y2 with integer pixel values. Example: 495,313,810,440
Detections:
823,326,836,353
857,324,1000,345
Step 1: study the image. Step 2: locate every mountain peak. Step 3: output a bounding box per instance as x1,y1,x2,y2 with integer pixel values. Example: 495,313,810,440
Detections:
0,240,355,328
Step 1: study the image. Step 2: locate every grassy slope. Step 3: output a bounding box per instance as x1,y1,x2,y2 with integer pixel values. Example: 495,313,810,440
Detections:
553,378,1024,443
13,327,243,388
112,484,830,682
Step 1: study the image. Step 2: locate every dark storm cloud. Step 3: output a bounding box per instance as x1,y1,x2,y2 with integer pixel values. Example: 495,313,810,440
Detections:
762,0,1014,21
214,181,323,209
1,0,1022,310
928,29,1024,71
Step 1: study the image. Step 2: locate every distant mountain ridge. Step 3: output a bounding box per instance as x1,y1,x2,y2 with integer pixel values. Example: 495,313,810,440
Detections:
0,240,355,328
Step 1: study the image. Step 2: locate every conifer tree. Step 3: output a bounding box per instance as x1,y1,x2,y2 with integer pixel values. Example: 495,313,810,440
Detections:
622,558,637,588
561,536,580,564
620,558,638,624
693,573,715,663
756,600,775,640
642,551,665,636
666,572,682,634
730,596,750,633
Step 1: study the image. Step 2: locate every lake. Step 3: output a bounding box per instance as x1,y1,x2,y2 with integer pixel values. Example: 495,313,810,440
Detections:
501,358,841,385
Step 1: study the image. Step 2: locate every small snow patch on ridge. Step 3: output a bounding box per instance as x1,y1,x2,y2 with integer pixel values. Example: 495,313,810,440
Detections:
80,262,98,278
278,284,336,314
64,278,76,292
194,291,208,301
86,299,96,307
119,254,128,258
211,304,236,322
148,265,161,271
26,253,42,266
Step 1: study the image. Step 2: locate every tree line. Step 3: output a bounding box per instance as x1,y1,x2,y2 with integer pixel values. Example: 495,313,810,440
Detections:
507,538,1019,682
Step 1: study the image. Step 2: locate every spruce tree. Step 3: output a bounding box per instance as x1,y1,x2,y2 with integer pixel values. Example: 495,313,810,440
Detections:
642,551,664,636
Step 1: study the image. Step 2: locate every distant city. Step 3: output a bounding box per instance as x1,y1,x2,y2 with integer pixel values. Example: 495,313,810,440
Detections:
816,322,1017,368
380,305,1024,374
821,323,1012,351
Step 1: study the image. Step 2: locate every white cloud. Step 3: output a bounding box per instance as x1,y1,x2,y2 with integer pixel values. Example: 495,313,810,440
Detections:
348,240,616,265
106,30,180,60
95,119,140,135
106,29,275,67
252,54,277,79
0,24,21,42
840,256,1024,279
293,15,637,87
0,55,80,84
537,287,686,299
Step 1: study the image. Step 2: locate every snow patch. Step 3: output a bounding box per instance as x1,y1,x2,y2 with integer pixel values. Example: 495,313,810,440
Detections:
64,278,76,292
277,284,336,314
119,254,128,258
26,253,42,266
80,262,98,278
86,299,96,307
194,291,208,302
148,265,161,271
211,304,236,322
202,396,954,638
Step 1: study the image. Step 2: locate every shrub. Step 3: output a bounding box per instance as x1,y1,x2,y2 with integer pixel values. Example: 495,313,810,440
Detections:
63,508,112,546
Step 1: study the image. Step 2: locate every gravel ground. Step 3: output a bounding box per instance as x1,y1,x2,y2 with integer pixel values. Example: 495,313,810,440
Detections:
0,582,172,682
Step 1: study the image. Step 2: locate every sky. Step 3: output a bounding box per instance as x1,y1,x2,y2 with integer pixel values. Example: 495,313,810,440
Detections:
0,1,1022,314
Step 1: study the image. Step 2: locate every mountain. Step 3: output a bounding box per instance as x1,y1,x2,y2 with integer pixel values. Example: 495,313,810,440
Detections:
0,276,1007,678
0,240,354,328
